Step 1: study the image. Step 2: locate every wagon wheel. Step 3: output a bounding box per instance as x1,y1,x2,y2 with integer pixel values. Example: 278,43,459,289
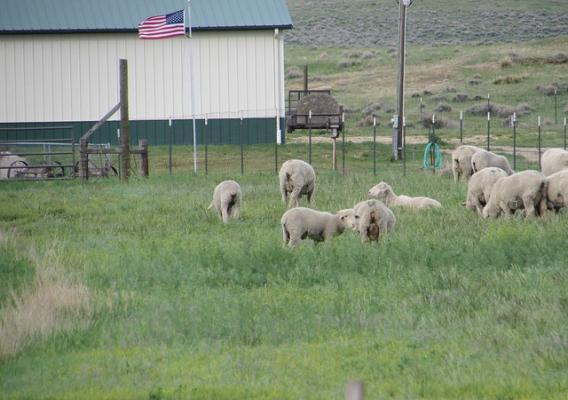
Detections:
7,160,28,179
74,159,102,177
51,160,66,177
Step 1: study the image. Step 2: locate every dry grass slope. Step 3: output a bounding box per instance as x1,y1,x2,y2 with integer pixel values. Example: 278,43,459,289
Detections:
0,233,92,360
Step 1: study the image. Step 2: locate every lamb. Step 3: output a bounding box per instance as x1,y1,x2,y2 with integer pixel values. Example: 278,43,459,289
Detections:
336,208,356,231
471,149,514,175
465,167,508,216
279,159,316,208
452,145,483,182
280,207,352,248
482,170,547,218
541,148,568,176
543,169,568,212
0,152,27,179
367,181,441,210
352,199,396,243
207,180,242,223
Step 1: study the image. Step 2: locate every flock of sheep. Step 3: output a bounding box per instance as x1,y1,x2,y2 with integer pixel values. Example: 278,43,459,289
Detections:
208,146,568,248
457,146,568,218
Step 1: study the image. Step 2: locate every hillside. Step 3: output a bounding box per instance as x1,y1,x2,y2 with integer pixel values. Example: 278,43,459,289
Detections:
285,0,568,46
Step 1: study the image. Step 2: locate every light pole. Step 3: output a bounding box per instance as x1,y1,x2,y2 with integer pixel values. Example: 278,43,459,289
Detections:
392,0,413,161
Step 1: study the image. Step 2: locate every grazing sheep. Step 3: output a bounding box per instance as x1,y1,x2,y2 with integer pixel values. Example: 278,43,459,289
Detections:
465,167,508,216
452,145,483,182
208,180,241,223
280,207,351,248
352,199,396,243
0,152,27,179
541,148,568,176
279,159,316,208
543,169,568,212
368,181,441,210
471,149,514,175
482,170,547,218
336,208,356,231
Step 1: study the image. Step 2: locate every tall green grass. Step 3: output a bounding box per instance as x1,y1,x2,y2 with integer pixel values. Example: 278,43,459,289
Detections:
1,149,568,399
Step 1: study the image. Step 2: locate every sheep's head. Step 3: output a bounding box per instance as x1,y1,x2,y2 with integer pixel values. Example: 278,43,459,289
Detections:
368,181,391,200
337,209,357,231
482,205,498,219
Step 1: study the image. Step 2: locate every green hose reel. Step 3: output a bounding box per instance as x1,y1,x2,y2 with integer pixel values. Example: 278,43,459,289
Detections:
422,142,444,170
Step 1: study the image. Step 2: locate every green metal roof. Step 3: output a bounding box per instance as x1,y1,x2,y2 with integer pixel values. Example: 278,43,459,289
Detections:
0,0,293,33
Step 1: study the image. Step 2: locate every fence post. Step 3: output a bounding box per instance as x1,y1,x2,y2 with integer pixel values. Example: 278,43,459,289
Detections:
373,116,377,176
240,115,244,175
538,116,542,171
554,88,558,125
204,117,208,175
512,112,517,170
139,139,149,177
403,115,406,177
486,111,491,151
80,137,88,181
119,59,130,182
275,121,279,174
431,114,436,175
564,117,566,150
168,118,173,175
459,110,463,144
342,112,346,176
346,381,364,400
308,110,312,165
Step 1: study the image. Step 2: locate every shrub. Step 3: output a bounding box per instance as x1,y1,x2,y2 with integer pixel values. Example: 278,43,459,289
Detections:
469,79,482,86
453,94,469,102
421,115,452,129
361,102,385,117
500,57,513,68
536,85,558,96
286,67,302,80
435,104,453,113
493,75,527,85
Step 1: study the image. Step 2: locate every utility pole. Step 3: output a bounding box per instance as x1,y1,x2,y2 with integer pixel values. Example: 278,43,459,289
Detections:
392,0,412,160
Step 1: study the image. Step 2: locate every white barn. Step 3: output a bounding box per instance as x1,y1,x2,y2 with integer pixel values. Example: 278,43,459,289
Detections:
0,0,292,145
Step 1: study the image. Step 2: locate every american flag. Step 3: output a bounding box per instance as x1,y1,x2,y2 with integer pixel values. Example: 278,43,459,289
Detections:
138,10,186,39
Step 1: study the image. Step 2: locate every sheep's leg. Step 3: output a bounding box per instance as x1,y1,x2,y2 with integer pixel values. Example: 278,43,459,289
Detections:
282,225,290,247
220,204,230,223
452,160,459,182
290,187,302,208
288,234,301,248
522,195,537,218
500,202,513,218
232,204,240,220
307,189,313,204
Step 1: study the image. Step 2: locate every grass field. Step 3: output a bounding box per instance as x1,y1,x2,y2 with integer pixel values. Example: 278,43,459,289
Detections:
285,0,568,47
1,144,568,399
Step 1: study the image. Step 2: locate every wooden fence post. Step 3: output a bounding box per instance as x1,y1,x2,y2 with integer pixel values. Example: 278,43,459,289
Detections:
80,138,88,181
346,381,364,400
119,59,130,182
139,139,149,177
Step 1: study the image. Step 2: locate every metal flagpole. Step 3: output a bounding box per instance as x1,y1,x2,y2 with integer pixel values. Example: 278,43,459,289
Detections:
188,0,197,173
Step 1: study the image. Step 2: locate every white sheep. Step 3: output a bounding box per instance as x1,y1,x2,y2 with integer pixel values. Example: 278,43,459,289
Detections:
279,159,316,208
352,199,396,243
367,181,441,210
0,152,27,179
543,169,568,212
471,149,514,175
465,167,508,216
280,207,352,248
452,145,483,182
482,170,547,218
208,180,242,223
541,148,568,176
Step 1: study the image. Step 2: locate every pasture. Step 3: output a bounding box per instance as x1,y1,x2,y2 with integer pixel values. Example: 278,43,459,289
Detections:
1,145,568,399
